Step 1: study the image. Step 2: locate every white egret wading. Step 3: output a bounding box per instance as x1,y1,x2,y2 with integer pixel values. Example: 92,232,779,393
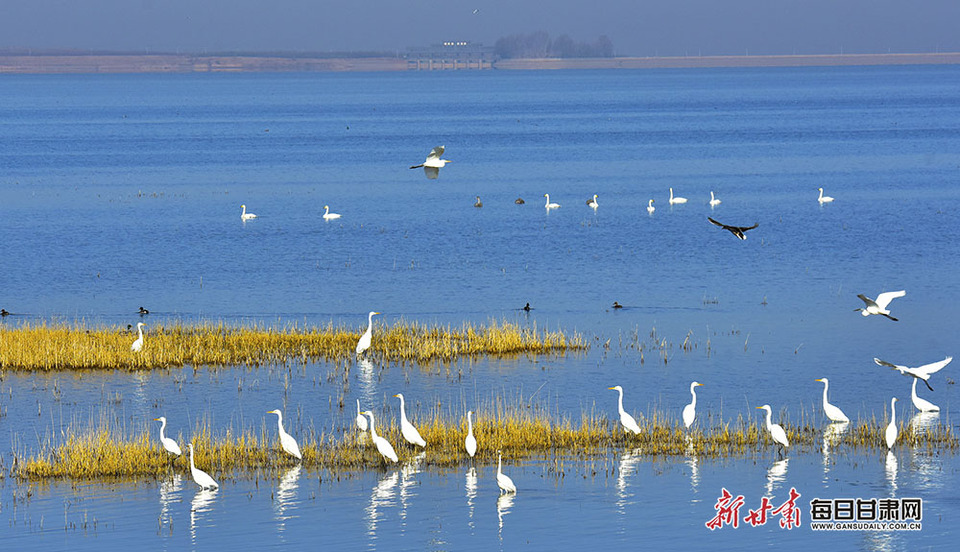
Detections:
363,410,398,463
756,405,790,455
188,443,219,490
682,382,704,428
153,416,182,456
394,393,426,448
131,322,146,352
267,409,302,460
497,450,517,494
885,397,899,449
815,378,850,423
355,311,380,358
608,385,642,435
464,411,477,457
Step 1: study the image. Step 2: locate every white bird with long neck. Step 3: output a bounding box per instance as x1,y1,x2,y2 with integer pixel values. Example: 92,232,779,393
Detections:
911,379,939,412
356,399,368,431
363,410,398,463
355,311,380,358
815,378,850,423
544,194,560,210
394,393,426,447
669,188,687,204
856,290,905,321
608,386,642,435
587,194,598,210
131,322,146,352
885,397,899,449
646,199,655,214
322,205,341,220
817,188,834,203
267,409,302,460
464,411,477,457
756,405,789,454
682,382,704,428
153,416,182,456
496,449,516,494
709,191,721,207
409,146,450,179
241,204,257,220
188,443,219,490
874,356,952,391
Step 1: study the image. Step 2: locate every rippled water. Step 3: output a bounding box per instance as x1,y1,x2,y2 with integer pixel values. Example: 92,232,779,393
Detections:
2,66,960,549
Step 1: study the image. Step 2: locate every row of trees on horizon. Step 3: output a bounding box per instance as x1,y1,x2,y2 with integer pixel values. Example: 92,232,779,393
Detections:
494,32,615,59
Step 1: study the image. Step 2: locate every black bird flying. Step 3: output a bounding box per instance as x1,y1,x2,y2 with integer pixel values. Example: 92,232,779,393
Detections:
708,217,759,240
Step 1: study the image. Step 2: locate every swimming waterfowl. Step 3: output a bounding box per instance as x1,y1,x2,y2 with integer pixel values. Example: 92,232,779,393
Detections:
818,188,834,203
612,301,623,309
646,199,655,214
240,204,257,220
544,194,560,209
1,309,10,317
138,306,149,315
522,302,532,312
322,205,342,220
874,356,952,391
410,146,450,179
474,196,483,208
586,194,598,209
856,290,905,321
669,188,687,204
709,191,721,207
515,197,525,205
708,217,759,240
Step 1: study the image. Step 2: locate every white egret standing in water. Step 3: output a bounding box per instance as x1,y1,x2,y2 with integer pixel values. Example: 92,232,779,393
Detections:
608,386,642,435
394,393,426,448
496,450,517,494
153,416,182,456
682,382,704,428
756,405,789,455
911,379,939,412
355,311,380,358
240,204,257,220
409,146,450,179
363,411,399,463
464,411,477,457
188,443,219,490
131,322,146,352
856,290,905,321
267,409,302,460
815,378,850,423
885,397,899,449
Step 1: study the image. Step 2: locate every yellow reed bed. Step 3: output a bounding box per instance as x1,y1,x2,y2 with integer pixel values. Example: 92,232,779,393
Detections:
0,320,585,371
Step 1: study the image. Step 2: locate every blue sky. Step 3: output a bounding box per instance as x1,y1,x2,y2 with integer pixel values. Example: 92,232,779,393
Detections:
1,1,958,56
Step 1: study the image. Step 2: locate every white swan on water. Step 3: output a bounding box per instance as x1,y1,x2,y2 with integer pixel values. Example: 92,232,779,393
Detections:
709,191,721,207
818,188,834,203
544,194,561,210
669,188,687,204
322,205,341,220
241,204,257,220
646,199,655,214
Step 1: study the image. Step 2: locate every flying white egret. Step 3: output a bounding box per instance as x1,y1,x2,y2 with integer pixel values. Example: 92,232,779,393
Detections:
188,443,219,490
464,411,477,457
709,191,721,207
322,205,341,220
608,386,642,435
356,399,368,431
409,146,450,179
856,290,905,321
682,382,704,428
646,199,655,214
874,356,952,391
669,188,687,204
131,322,146,352
241,204,257,220
394,393,426,448
363,410,398,463
756,405,790,454
885,397,898,449
267,409,302,460
153,417,182,457
910,379,939,413
815,378,850,423
355,311,380,358
817,188,834,203
544,194,560,210
496,450,517,494
587,194,598,210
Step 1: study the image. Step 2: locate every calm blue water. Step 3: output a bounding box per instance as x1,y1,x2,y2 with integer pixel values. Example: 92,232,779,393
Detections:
2,66,960,550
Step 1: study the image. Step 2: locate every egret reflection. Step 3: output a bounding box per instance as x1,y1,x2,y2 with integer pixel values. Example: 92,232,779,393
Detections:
822,421,849,479
357,358,376,405
366,471,398,538
765,458,789,497
274,465,302,533
190,488,217,545
885,451,898,495
685,453,700,497
497,492,515,539
616,447,642,513
159,474,183,527
400,451,425,520
465,467,478,526
909,411,939,433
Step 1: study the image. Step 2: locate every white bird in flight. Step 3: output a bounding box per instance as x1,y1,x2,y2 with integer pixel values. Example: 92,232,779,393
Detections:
267,409,302,460
884,397,898,449
153,416,182,456
131,322,146,352
410,146,451,179
756,404,790,454
814,378,850,423
608,385,642,435
394,393,426,448
188,443,219,490
856,290,905,321
817,187,834,203
241,204,257,220
464,411,477,457
874,356,952,391
322,205,341,220
544,194,561,210
496,449,517,494
910,379,939,413
682,381,704,428
355,311,380,358
669,188,687,204
363,410,399,463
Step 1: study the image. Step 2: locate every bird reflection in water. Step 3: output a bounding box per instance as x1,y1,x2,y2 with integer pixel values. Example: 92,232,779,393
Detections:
190,488,217,545
765,458,789,498
684,436,700,499
885,451,898,495
465,467,478,528
400,451,425,522
497,492,515,540
616,447,642,514
274,465,302,534
821,421,849,480
158,474,183,531
366,471,398,539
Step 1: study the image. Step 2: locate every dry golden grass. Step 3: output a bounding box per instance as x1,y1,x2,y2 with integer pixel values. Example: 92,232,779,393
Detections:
0,320,585,371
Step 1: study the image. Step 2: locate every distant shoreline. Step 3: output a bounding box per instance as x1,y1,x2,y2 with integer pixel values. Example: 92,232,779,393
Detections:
2,52,959,74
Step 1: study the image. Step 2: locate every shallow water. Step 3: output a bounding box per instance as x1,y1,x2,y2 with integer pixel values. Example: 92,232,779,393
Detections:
2,66,960,549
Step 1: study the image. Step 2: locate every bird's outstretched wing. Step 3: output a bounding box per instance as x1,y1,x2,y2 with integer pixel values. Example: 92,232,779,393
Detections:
738,223,759,232
874,290,906,310
424,166,440,179
873,357,900,369
858,294,878,308
427,146,444,161
915,356,953,377
708,217,725,228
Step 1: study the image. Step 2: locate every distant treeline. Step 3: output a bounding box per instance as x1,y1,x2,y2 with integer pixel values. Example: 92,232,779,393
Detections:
494,32,614,59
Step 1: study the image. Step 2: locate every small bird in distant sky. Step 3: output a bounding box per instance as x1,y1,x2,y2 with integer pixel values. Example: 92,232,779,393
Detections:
473,9,480,15
708,217,759,240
